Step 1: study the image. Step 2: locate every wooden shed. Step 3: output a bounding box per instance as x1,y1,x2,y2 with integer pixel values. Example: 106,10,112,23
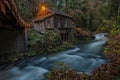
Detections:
0,0,30,55
33,3,76,41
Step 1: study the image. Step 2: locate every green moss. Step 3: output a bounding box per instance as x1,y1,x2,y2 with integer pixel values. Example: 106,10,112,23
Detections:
115,50,120,54
104,48,109,53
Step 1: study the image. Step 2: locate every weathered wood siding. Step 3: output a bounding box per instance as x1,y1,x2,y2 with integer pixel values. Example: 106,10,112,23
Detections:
33,17,54,32
53,15,75,41
45,17,54,29
54,15,74,29
33,14,76,41
34,22,45,32
0,29,25,55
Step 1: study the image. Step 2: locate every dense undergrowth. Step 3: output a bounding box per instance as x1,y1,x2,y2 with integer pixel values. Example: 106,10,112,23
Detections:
28,29,75,55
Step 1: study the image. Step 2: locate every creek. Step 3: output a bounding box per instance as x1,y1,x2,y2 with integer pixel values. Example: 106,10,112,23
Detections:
0,33,108,80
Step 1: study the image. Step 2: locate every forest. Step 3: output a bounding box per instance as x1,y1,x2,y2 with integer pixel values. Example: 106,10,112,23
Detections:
0,0,120,80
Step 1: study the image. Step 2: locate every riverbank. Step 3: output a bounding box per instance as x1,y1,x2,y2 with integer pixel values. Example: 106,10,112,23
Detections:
0,29,93,65
47,33,120,80
87,33,120,80
0,42,74,64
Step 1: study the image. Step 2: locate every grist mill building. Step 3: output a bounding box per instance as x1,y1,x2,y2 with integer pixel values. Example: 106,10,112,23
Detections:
33,3,76,41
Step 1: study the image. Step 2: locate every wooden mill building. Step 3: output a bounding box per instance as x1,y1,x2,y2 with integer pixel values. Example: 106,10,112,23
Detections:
0,0,30,55
33,3,76,41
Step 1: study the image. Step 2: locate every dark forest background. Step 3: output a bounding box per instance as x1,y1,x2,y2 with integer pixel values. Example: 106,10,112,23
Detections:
16,0,120,32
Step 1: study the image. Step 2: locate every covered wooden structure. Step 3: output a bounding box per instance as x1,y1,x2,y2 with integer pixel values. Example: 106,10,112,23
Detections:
0,0,30,55
33,3,76,41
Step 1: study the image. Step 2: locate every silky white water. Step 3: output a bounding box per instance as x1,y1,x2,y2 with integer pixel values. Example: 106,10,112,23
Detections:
0,33,108,80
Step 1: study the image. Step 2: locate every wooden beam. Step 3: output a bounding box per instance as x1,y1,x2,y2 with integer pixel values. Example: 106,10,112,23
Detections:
0,0,30,28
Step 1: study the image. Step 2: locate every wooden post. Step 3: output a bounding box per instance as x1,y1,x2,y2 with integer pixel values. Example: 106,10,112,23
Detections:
24,28,28,51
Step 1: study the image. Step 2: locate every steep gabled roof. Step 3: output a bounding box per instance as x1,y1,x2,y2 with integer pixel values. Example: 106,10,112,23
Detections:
0,0,30,28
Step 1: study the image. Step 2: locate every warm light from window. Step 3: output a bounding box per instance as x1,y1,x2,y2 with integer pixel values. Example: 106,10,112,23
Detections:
41,6,46,10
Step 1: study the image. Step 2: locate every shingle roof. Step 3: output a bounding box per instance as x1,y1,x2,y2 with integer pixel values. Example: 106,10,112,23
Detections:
33,8,72,22
49,8,71,18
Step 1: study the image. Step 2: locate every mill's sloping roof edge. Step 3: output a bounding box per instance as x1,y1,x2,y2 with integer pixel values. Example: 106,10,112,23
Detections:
33,8,73,22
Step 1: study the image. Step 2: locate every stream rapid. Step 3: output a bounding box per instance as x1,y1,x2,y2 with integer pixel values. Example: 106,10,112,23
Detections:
0,33,108,80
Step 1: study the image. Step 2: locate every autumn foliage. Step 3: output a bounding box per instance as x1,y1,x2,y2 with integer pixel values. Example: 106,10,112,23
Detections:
90,34,120,80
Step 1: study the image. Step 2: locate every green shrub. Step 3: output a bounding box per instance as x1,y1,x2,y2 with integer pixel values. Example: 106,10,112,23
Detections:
28,29,63,54
110,26,120,36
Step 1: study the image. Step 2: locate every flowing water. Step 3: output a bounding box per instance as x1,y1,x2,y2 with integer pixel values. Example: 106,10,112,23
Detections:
0,33,108,80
